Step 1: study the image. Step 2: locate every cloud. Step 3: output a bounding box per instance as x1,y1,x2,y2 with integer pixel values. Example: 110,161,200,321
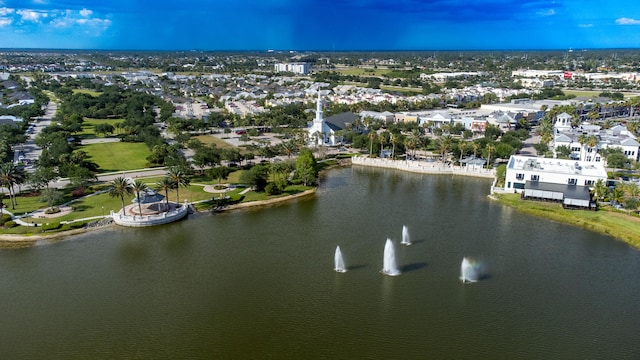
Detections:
0,17,11,26
616,17,640,25
536,8,555,16
578,24,593,28
0,7,13,16
17,9,47,22
50,9,111,30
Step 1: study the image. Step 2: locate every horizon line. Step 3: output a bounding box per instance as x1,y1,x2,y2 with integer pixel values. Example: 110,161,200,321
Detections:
2,47,640,53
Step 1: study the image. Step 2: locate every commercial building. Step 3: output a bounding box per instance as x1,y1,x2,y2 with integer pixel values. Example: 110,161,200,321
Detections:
274,62,311,75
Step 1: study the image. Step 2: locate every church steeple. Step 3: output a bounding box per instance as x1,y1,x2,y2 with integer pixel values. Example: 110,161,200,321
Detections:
315,93,324,123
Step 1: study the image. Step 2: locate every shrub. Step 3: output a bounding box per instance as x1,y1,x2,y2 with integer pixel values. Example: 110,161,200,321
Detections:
45,207,61,214
265,182,282,195
69,222,85,229
0,214,12,225
72,188,86,197
3,220,17,228
41,222,61,231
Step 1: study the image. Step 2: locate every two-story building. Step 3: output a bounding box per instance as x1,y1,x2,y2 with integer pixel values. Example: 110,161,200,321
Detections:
504,155,608,209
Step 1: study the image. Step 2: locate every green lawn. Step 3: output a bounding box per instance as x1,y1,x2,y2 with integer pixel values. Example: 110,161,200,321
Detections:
496,193,640,248
72,89,102,97
80,118,124,137
380,85,423,95
194,135,243,150
334,68,390,77
82,142,152,172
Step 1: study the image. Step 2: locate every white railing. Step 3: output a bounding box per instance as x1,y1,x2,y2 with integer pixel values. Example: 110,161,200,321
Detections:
110,201,190,227
351,156,496,179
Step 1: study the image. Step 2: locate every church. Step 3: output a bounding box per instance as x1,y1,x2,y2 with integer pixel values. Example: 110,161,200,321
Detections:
307,93,357,146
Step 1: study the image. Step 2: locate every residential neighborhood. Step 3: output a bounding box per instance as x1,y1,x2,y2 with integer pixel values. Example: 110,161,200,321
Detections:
1,49,640,236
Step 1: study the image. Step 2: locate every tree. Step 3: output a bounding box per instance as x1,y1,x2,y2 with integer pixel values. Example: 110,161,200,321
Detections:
484,143,496,168
239,164,270,191
167,167,190,205
456,139,467,163
436,135,453,164
368,130,377,157
602,147,628,170
209,166,231,184
156,177,174,211
131,180,148,216
577,133,588,161
592,179,609,203
611,185,625,206
586,135,599,161
280,139,297,158
108,177,133,216
295,148,318,186
39,188,63,213
270,160,295,188
390,132,399,159
0,162,25,209
555,145,572,159
94,123,115,137
27,166,58,192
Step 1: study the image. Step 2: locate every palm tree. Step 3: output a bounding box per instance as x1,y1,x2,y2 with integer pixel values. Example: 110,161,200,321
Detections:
368,130,377,157
577,133,588,161
472,141,480,159
168,167,190,206
611,185,625,206
131,180,148,216
485,143,496,168
108,177,133,216
592,179,609,203
0,162,25,209
457,139,467,164
390,133,398,159
156,177,174,212
437,135,453,164
404,131,419,159
623,182,640,198
587,135,599,162
280,140,296,158
379,131,389,156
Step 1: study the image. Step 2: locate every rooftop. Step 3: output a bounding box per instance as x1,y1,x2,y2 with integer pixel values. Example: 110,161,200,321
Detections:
508,155,607,178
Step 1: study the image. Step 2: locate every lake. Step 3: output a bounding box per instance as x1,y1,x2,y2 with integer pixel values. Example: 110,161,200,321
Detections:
1,166,639,359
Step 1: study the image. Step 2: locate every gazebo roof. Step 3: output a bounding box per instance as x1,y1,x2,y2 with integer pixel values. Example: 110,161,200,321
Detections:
132,188,165,204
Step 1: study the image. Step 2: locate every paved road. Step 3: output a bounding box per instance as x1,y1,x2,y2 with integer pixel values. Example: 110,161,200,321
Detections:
14,101,57,171
519,131,540,157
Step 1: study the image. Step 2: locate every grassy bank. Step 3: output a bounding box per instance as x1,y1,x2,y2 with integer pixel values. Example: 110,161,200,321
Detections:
494,193,640,249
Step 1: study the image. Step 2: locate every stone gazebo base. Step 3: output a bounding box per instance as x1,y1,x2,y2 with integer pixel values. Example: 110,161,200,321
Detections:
111,201,189,227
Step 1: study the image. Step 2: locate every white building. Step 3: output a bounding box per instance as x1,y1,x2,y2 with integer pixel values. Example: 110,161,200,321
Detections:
504,155,607,209
308,94,334,146
505,155,607,191
552,124,640,162
308,94,357,146
274,62,311,75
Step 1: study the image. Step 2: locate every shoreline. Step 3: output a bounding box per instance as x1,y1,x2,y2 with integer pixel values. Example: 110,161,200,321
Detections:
490,193,640,249
0,189,318,248
351,156,495,178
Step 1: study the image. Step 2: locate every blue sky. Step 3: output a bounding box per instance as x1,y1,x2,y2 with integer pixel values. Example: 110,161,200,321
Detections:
1,0,640,50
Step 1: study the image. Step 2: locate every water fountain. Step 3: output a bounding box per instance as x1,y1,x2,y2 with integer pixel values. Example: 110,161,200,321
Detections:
460,257,479,283
334,246,347,273
401,225,411,246
381,238,401,276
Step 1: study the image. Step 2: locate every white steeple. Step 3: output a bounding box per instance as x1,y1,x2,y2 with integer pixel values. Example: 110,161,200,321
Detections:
315,93,324,123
